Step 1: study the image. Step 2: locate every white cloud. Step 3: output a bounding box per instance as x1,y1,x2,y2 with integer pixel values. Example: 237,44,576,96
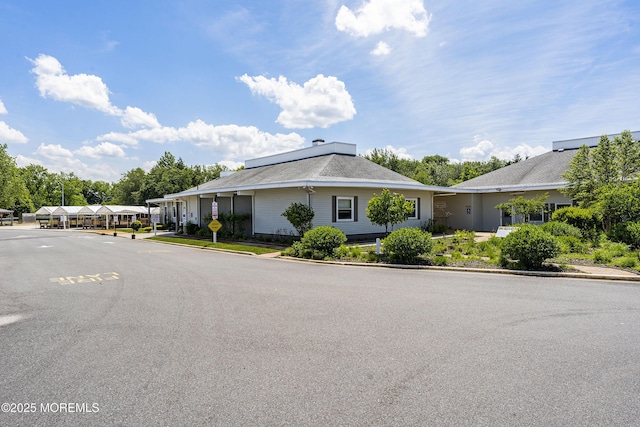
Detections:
0,122,28,144
96,131,140,146
75,142,126,159
335,0,431,38
96,119,306,161
0,99,7,114
459,136,547,161
35,143,74,159
237,74,356,129
29,54,120,115
30,142,119,181
371,41,391,56
121,106,161,129
28,54,160,129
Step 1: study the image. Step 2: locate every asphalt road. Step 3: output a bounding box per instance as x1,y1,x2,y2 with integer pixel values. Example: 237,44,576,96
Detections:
1,227,639,426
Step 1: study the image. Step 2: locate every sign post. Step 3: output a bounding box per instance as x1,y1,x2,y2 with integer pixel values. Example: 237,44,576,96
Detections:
151,213,160,236
210,202,219,243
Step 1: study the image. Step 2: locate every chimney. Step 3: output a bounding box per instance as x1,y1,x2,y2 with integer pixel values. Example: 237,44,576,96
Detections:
312,139,325,146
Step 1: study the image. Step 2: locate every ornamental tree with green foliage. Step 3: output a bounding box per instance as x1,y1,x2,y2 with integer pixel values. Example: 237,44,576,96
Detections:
366,189,414,234
495,193,548,223
282,202,314,236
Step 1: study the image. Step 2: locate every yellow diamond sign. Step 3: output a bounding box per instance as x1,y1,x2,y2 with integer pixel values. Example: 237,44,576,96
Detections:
208,219,222,233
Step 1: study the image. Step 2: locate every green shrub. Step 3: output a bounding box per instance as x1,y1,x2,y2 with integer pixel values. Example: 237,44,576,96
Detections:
300,226,347,258
556,235,588,254
540,221,582,238
334,244,364,260
131,220,142,233
383,227,433,264
552,207,600,241
142,226,153,233
196,228,212,238
186,222,199,235
592,249,613,264
613,256,638,268
423,218,447,234
430,255,449,266
500,224,560,269
477,237,502,260
601,241,628,257
609,221,640,248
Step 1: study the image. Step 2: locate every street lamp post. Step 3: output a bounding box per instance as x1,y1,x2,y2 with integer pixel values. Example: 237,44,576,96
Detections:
61,181,64,206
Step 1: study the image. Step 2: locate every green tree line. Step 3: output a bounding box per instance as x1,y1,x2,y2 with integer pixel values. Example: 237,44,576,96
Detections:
362,148,521,186
0,145,229,215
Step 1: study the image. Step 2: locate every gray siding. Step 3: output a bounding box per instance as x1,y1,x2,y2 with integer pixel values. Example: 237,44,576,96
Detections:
254,187,433,238
254,188,308,236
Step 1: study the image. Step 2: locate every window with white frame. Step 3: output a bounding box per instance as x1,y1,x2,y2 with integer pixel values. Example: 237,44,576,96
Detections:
406,198,419,220
336,196,354,221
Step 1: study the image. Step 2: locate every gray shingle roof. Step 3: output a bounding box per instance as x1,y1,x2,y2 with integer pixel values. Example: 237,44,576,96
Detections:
176,154,423,196
453,149,578,190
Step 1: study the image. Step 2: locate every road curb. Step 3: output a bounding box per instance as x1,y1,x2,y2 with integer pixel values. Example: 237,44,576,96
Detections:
278,256,640,282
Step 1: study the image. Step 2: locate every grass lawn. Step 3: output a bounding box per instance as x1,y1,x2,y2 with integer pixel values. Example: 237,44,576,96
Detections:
148,236,281,255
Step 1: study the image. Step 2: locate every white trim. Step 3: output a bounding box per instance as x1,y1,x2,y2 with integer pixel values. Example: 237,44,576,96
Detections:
336,196,354,222
406,197,418,220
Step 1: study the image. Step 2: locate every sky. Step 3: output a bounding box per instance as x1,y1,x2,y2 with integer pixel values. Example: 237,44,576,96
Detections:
1,0,639,183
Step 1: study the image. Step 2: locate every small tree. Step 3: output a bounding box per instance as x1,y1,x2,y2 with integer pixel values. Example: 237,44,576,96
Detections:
131,220,142,234
282,202,314,237
366,189,414,234
495,193,548,223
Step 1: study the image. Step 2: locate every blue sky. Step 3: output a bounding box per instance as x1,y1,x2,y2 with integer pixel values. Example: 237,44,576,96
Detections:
1,0,638,182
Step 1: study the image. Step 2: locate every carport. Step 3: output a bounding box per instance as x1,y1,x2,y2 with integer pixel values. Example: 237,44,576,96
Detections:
34,206,57,228
97,205,151,230
0,208,14,226
52,206,83,229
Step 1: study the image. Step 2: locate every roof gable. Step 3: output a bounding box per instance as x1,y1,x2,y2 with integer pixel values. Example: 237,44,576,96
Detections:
453,149,578,190
175,153,423,196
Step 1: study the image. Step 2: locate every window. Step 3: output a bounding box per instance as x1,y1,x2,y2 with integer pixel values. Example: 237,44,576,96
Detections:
332,196,358,222
337,197,353,221
406,198,419,220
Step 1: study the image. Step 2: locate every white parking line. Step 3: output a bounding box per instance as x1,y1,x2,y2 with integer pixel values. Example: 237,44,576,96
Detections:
0,314,23,327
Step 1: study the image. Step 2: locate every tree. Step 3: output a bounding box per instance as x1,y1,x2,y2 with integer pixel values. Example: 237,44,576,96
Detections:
561,145,595,205
495,193,548,223
0,144,32,214
591,135,618,186
594,182,640,232
562,130,640,208
363,148,401,172
83,180,113,205
113,168,147,205
366,189,414,234
282,202,314,237
21,164,54,209
614,130,640,182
